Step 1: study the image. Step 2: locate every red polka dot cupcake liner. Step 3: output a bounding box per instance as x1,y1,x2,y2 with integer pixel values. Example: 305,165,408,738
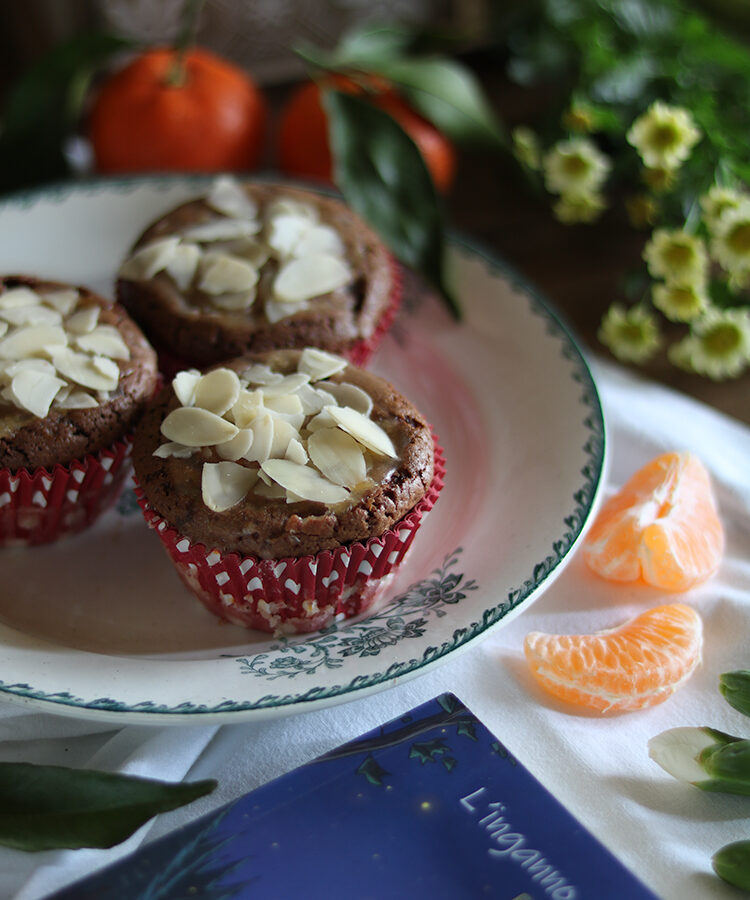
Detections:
0,438,133,547
135,432,444,635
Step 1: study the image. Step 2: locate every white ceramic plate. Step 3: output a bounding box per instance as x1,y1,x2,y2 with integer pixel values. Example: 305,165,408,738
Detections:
0,177,606,724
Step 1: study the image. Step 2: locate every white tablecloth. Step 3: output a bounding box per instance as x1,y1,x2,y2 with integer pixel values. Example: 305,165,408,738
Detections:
1,358,749,900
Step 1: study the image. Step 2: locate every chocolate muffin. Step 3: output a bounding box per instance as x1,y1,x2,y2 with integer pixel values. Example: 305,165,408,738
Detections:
117,178,400,371
132,348,444,633
0,275,159,544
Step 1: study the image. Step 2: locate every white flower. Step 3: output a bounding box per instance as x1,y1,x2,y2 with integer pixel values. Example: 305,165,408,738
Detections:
598,303,661,364
700,185,745,234
542,137,611,196
512,126,541,170
652,282,708,323
669,307,750,379
643,229,708,284
627,101,701,170
711,199,750,280
553,190,606,224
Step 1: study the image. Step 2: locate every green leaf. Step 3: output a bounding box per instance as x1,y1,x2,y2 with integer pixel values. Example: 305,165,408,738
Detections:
323,89,459,318
0,31,131,193
713,840,750,892
720,670,750,718
367,57,506,149
0,762,216,851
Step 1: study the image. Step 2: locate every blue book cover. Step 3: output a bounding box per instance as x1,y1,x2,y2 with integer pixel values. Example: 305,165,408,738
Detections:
49,694,658,899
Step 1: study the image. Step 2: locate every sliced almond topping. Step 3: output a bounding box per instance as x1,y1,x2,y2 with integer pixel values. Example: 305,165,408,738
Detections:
182,218,260,242
231,237,270,270
166,243,201,290
0,305,61,328
53,349,119,391
327,406,397,457
266,213,313,258
216,427,254,461
268,417,299,459
41,289,80,315
260,459,349,505
0,325,67,360
10,369,66,418
264,392,304,422
0,288,40,309
259,373,310,397
119,237,180,281
199,253,259,295
65,305,100,335
241,364,283,386
76,325,130,360
285,437,308,466
161,406,239,447
0,322,7,339
243,412,274,462
153,441,195,459
308,427,367,488
193,368,241,416
173,369,201,406
274,254,352,303
318,381,373,415
297,383,333,415
58,390,99,409
231,388,263,428
266,197,318,222
202,461,258,512
298,348,348,381
253,478,287,500
4,358,57,377
207,177,259,220
304,409,338,434
264,298,309,324
293,224,345,258
209,290,256,311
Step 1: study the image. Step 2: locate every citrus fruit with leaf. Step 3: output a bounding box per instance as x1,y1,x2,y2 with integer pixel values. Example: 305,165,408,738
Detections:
524,603,703,713
88,47,267,173
277,78,456,193
582,451,724,591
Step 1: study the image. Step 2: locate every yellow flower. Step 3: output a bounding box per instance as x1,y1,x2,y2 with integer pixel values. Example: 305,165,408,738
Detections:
627,101,701,170
598,303,661,364
511,126,541,170
625,193,659,229
668,308,750,379
700,185,744,234
643,229,708,284
553,191,607,224
641,166,676,194
562,103,595,134
652,282,708,322
542,137,611,196
710,199,750,280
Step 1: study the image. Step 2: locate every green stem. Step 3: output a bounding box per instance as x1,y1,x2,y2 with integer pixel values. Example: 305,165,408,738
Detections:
165,0,206,87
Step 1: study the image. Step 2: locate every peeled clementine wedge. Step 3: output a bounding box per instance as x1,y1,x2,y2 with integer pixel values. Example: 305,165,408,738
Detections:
582,451,724,592
524,603,703,713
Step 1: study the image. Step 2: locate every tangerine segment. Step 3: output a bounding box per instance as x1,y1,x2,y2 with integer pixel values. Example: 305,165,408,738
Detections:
523,603,703,713
582,451,724,591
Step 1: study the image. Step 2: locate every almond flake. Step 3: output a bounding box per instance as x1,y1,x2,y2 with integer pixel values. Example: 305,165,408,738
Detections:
207,177,259,220
274,254,352,303
161,406,239,446
0,322,7,339
194,368,241,416
308,427,367,488
264,298,308,324
0,305,61,327
231,388,263,428
293,224,345,258
165,243,201,290
209,290,256,311
298,348,348,381
318,381,373,415
259,373,310,397
183,219,260,242
0,288,40,310
266,197,318,222
201,461,258,512
260,459,349,505
58,390,99,409
241,364,283,386
266,214,313,258
304,410,338,434
41,289,80,315
268,417,299,459
119,237,180,281
328,406,397,457
264,392,304,426
0,325,67,360
231,238,270,270
4,358,56,378
297,383,332,415
10,369,66,418
53,349,119,391
170,370,200,407
76,326,130,360
216,427,254,461
253,479,287,500
285,437,308,466
243,412,274,462
153,441,195,459
199,253,259,295
65,305,100,335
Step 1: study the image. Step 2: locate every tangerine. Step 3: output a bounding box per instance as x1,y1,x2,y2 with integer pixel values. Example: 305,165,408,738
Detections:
582,451,724,592
88,47,267,173
523,603,703,713
277,78,456,193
